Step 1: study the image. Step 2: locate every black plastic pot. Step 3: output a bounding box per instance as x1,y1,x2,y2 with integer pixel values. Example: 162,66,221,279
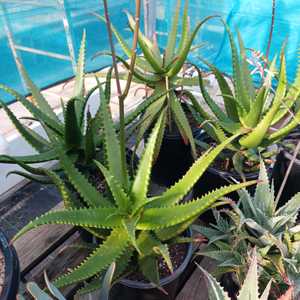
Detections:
150,128,197,187
0,229,20,300
273,150,300,208
109,229,193,300
220,272,240,300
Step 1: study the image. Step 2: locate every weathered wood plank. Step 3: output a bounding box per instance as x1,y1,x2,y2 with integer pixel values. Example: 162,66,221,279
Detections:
14,202,75,275
23,232,91,298
175,257,216,300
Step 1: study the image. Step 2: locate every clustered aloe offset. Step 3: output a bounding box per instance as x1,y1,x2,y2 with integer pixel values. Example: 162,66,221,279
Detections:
194,162,300,298
95,0,214,158
0,33,108,184
199,249,295,300
191,23,300,172
13,94,254,291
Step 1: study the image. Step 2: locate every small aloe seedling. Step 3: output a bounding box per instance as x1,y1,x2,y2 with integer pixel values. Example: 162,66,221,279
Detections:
198,248,294,300
95,0,214,158
194,161,300,297
191,23,300,171
13,94,256,291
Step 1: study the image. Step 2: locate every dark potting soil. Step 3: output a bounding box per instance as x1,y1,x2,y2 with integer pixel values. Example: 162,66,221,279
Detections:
0,249,4,296
126,243,188,283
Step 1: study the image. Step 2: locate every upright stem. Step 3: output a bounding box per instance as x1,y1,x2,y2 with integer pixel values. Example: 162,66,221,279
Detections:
265,0,276,64
121,0,141,100
275,139,300,207
102,0,141,188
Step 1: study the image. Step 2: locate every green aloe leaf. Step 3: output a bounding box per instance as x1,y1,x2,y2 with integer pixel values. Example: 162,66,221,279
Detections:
150,134,240,207
153,243,173,273
177,0,189,54
164,0,181,66
131,113,165,212
198,59,238,121
0,155,47,176
126,12,164,73
167,15,217,78
58,150,112,208
54,228,129,288
170,92,197,158
13,206,122,241
139,255,159,286
94,14,154,73
43,170,76,209
0,100,50,152
18,61,59,122
64,98,82,151
6,171,52,184
195,66,240,134
0,150,57,164
240,54,287,148
0,84,64,135
139,181,257,230
222,21,250,112
94,161,129,213
74,31,86,98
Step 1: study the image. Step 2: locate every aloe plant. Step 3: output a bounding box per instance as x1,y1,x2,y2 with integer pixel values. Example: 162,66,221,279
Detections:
94,0,214,159
194,161,300,297
13,94,256,292
198,248,294,300
191,23,300,173
0,33,107,184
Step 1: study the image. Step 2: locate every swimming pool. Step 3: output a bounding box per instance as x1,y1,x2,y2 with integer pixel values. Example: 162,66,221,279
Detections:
0,0,135,103
1,0,300,104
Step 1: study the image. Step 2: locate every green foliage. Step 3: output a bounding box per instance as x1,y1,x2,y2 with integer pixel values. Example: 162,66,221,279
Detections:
0,33,106,183
198,249,276,300
192,24,300,171
194,161,300,298
94,0,214,159
18,266,115,300
13,100,256,292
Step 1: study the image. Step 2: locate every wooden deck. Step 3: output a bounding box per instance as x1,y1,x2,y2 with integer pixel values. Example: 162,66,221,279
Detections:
14,206,214,300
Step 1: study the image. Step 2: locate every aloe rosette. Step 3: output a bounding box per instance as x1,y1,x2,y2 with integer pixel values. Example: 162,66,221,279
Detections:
94,0,215,159
194,161,300,297
191,23,300,166
13,93,256,291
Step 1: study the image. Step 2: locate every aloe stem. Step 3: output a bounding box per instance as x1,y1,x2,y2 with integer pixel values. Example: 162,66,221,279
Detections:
265,0,276,65
275,139,300,207
121,0,141,100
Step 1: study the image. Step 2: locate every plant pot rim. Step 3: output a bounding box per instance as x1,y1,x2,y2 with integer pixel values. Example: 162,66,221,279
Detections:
0,229,20,300
119,228,193,290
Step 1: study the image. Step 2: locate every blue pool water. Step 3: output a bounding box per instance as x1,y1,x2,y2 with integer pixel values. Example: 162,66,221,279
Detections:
0,1,135,103
1,1,300,104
